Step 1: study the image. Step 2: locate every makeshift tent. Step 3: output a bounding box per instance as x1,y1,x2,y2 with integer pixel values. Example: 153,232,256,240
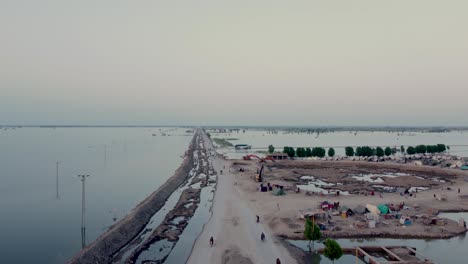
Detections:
353,205,367,214
400,216,412,225
339,206,349,213
272,188,286,196
297,209,327,220
366,204,380,215
378,204,390,215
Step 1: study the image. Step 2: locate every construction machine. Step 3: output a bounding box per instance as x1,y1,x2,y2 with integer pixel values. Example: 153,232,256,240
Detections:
255,165,264,182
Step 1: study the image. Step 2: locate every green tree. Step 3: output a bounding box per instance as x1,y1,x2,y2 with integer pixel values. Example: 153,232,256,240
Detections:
301,147,307,157
313,147,326,158
384,147,392,156
345,146,354,157
296,147,305,157
305,147,312,157
304,218,321,252
323,239,343,264
437,144,446,153
320,147,326,157
328,148,335,157
415,144,427,154
268,144,275,154
426,145,436,154
376,147,384,157
357,146,374,157
355,147,362,156
407,146,416,155
283,146,294,157
400,145,405,153
284,147,295,158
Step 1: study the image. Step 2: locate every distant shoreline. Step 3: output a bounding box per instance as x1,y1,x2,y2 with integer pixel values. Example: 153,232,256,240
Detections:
2,125,468,131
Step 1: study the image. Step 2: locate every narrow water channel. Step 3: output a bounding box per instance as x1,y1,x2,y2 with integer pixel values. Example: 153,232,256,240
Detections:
288,212,468,264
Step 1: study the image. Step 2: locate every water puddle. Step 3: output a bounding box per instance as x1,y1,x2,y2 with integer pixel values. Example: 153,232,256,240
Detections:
113,157,201,263
190,182,202,189
297,184,350,195
135,239,174,264
164,182,216,263
170,216,185,225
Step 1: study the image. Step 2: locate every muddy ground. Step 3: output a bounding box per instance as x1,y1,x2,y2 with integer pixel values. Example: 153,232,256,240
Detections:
265,160,461,194
232,159,468,241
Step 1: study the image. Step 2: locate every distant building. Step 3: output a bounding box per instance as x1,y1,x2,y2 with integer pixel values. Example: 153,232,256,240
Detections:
266,153,289,160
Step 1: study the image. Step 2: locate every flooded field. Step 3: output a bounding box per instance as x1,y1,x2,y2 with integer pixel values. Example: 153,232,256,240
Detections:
211,129,468,158
0,127,192,264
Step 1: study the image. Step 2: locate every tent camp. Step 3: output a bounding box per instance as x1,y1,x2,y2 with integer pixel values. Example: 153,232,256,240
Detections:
366,204,380,215
378,204,391,214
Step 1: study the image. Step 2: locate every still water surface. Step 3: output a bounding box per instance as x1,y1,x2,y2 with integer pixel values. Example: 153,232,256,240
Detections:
288,212,468,264
0,127,191,264
212,130,468,158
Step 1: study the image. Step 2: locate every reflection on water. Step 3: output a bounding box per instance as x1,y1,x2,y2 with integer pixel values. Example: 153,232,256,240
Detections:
0,127,191,264
288,213,468,264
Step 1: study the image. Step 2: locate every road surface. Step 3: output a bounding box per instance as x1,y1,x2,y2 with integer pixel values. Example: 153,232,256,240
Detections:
188,133,297,264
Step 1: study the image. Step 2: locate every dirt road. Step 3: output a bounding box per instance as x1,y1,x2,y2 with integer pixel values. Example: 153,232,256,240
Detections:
188,134,297,264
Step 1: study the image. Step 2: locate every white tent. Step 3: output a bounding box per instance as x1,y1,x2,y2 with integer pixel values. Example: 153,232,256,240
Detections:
366,204,380,215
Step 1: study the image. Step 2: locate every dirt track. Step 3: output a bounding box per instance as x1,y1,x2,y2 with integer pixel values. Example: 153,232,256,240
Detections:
187,133,297,264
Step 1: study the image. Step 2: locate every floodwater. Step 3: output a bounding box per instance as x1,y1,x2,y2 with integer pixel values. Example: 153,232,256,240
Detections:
288,212,468,264
0,127,192,264
212,130,468,158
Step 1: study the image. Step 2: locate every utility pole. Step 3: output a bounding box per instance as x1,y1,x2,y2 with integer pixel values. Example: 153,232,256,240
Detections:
78,174,90,249
104,144,107,164
56,161,59,199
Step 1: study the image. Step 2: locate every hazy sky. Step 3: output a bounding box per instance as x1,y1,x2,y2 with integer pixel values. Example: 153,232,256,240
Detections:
1,0,467,126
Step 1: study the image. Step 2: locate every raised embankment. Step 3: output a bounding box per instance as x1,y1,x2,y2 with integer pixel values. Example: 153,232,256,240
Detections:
68,130,199,264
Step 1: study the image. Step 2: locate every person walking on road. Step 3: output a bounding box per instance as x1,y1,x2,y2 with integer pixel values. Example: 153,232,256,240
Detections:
209,236,214,247
276,258,281,264
256,215,259,223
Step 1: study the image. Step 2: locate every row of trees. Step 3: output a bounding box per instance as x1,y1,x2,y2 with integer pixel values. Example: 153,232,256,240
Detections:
406,144,447,155
282,146,335,158
274,144,448,158
345,144,447,157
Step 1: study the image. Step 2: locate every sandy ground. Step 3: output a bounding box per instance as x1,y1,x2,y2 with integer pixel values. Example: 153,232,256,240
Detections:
188,135,297,264
231,160,468,240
